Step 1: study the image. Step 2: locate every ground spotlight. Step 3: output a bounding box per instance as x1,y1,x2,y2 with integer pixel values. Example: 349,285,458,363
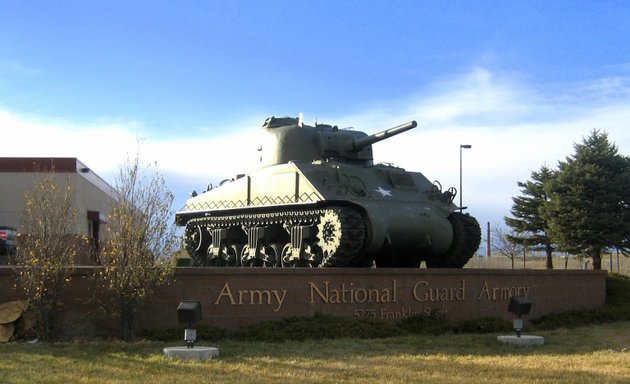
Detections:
177,300,201,348
507,296,532,337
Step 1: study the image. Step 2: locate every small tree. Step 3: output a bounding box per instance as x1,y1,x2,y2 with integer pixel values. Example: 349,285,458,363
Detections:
97,152,177,341
13,168,88,341
491,226,524,269
504,165,556,269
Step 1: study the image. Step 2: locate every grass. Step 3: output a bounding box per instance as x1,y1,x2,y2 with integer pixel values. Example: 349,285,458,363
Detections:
2,267,628,383
1,322,629,383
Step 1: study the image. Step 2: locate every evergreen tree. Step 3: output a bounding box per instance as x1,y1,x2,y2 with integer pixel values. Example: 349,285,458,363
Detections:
505,165,556,269
544,130,630,270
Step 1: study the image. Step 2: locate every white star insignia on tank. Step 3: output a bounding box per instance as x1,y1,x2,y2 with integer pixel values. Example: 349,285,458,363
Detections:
375,186,392,197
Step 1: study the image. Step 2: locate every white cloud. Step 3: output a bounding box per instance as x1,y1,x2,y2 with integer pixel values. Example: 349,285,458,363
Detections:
361,74,630,227
2,68,630,228
1,111,139,175
1,110,265,180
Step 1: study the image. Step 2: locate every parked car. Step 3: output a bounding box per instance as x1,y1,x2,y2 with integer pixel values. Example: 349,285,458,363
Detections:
0,226,17,257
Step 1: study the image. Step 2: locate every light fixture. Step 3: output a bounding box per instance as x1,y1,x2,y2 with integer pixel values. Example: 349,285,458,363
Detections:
177,300,202,348
507,296,532,337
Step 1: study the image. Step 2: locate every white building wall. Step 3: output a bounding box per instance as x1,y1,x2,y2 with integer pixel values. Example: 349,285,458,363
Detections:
0,158,117,264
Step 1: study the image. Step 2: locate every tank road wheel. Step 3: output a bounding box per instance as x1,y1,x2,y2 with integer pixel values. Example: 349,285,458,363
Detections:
281,243,323,267
303,244,324,267
280,244,307,267
241,244,280,267
224,244,243,267
212,244,242,267
184,223,211,266
260,243,282,267
280,244,295,267
281,244,305,267
317,208,366,267
426,212,481,268
240,246,259,267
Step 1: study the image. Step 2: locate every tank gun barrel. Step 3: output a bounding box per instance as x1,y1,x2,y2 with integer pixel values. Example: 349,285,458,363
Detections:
351,120,418,152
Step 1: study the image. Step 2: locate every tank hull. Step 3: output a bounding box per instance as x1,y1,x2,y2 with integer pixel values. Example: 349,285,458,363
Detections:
176,161,480,268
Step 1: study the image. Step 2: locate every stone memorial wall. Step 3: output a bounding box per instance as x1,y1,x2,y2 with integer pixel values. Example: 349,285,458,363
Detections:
0,267,607,336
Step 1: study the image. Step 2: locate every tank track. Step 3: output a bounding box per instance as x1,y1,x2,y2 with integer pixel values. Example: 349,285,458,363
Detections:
425,212,481,268
183,206,367,268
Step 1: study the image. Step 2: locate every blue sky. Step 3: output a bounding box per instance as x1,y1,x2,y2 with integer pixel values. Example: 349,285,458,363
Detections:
2,1,630,235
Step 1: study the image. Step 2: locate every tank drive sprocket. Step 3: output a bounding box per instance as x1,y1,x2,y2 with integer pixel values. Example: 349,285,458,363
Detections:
317,207,367,267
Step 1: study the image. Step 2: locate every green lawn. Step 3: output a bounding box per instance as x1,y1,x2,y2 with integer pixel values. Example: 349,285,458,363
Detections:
1,321,629,383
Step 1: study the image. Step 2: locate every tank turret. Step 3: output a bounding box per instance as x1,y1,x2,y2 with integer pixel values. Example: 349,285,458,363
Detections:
258,118,417,167
176,115,481,269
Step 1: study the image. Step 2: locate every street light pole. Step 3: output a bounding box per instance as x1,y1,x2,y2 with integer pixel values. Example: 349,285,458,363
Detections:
459,144,472,212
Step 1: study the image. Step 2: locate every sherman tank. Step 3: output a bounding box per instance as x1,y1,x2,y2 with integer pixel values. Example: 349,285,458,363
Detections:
175,116,481,268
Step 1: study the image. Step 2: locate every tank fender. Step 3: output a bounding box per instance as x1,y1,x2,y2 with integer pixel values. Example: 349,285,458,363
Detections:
358,202,455,255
